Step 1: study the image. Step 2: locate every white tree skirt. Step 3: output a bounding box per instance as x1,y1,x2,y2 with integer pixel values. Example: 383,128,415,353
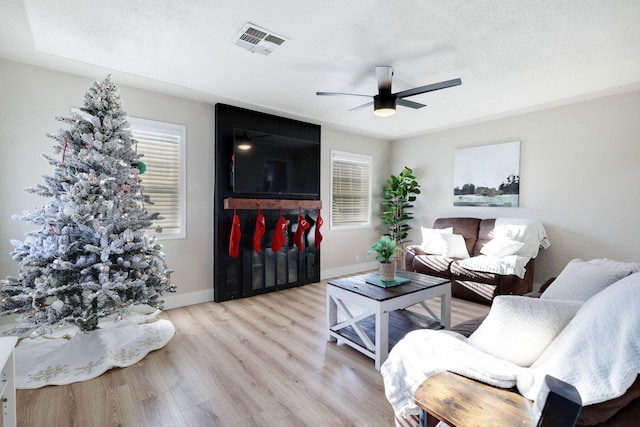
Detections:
14,306,175,389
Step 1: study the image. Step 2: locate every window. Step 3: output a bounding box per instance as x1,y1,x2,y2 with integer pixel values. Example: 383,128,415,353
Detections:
129,117,186,239
330,150,372,229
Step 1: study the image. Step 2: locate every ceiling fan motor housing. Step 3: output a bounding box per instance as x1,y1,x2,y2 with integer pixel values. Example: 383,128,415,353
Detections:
373,94,398,110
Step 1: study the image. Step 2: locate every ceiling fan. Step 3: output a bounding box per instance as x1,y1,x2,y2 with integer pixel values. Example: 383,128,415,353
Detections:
316,66,462,117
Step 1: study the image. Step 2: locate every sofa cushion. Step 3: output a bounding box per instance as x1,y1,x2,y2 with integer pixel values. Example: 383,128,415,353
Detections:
412,254,453,278
420,227,452,254
473,218,496,256
452,280,497,303
450,261,501,285
449,316,486,338
541,259,632,301
467,295,583,367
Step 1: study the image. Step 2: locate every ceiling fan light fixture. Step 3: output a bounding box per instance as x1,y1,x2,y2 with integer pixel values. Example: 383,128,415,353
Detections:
317,68,460,116
374,107,396,117
374,94,397,117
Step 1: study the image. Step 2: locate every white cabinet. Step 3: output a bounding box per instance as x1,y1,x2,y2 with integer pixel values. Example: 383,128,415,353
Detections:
0,337,17,427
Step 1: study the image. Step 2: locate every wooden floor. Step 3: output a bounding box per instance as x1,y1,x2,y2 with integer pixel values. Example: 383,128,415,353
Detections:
15,280,489,427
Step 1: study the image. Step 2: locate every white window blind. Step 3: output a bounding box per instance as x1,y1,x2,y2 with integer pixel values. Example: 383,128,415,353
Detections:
129,117,186,239
330,150,372,229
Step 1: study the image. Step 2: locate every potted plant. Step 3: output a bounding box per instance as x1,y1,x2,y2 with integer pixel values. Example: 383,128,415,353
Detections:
380,166,421,267
367,235,404,281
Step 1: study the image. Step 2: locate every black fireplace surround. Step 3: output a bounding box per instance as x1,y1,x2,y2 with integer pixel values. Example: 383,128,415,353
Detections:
214,104,321,302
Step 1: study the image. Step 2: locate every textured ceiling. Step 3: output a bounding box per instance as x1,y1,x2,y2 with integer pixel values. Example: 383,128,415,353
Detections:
2,0,640,139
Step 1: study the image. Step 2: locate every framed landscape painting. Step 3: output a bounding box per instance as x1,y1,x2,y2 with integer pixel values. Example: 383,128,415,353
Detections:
453,141,520,207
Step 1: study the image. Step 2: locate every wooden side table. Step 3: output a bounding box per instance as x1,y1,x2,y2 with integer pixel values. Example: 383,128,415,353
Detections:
413,371,533,427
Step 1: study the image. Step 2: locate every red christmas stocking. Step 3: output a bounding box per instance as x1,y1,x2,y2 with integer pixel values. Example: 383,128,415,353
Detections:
253,208,266,253
271,211,288,252
229,209,241,258
314,209,323,249
293,213,311,252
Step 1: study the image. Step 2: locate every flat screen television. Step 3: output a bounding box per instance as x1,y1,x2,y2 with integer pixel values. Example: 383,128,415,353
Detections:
232,129,320,198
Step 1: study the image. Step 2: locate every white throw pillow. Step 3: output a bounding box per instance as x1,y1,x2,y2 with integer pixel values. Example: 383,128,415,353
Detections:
541,259,632,301
467,296,583,367
480,238,525,258
420,227,453,254
442,234,470,259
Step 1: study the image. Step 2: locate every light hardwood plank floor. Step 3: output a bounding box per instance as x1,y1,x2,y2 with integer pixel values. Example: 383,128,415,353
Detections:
16,280,489,427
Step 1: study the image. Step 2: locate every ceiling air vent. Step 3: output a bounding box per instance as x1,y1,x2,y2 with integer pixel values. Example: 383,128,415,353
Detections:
232,23,288,56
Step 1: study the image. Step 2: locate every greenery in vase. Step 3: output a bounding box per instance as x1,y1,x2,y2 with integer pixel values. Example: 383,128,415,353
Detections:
366,235,403,264
381,166,421,245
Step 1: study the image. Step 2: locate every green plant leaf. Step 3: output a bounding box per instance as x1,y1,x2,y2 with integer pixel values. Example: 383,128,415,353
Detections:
378,166,421,245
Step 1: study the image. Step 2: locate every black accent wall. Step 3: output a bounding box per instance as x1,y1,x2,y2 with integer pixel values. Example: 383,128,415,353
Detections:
214,104,321,302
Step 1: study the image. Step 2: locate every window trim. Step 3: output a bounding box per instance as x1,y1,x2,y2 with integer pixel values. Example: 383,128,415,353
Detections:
129,117,186,240
330,150,372,230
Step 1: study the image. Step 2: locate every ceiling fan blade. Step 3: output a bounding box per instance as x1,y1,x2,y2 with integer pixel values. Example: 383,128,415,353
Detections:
376,66,393,93
349,101,374,111
316,91,372,98
395,78,462,99
397,98,426,109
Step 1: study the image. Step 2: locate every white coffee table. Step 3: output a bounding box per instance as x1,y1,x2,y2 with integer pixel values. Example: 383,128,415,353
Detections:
327,270,451,370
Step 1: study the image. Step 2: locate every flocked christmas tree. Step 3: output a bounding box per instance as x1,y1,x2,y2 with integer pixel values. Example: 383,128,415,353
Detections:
0,76,176,334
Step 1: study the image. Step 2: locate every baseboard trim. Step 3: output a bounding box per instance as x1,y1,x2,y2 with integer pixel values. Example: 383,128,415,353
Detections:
162,289,213,310
162,263,379,309
320,262,377,281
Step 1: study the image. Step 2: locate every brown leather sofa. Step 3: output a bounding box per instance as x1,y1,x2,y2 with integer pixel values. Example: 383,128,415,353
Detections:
393,273,640,427
404,217,535,304
399,311,640,427
444,279,640,427
396,268,640,427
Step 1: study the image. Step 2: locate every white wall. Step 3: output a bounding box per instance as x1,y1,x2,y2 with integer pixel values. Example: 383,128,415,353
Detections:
319,127,390,279
0,59,390,309
390,90,640,282
7,58,636,300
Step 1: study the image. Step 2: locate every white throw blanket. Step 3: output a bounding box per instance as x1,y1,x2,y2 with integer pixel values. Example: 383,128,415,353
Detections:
495,218,550,258
381,272,640,417
518,272,640,403
457,254,530,279
381,330,525,418
455,218,550,278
